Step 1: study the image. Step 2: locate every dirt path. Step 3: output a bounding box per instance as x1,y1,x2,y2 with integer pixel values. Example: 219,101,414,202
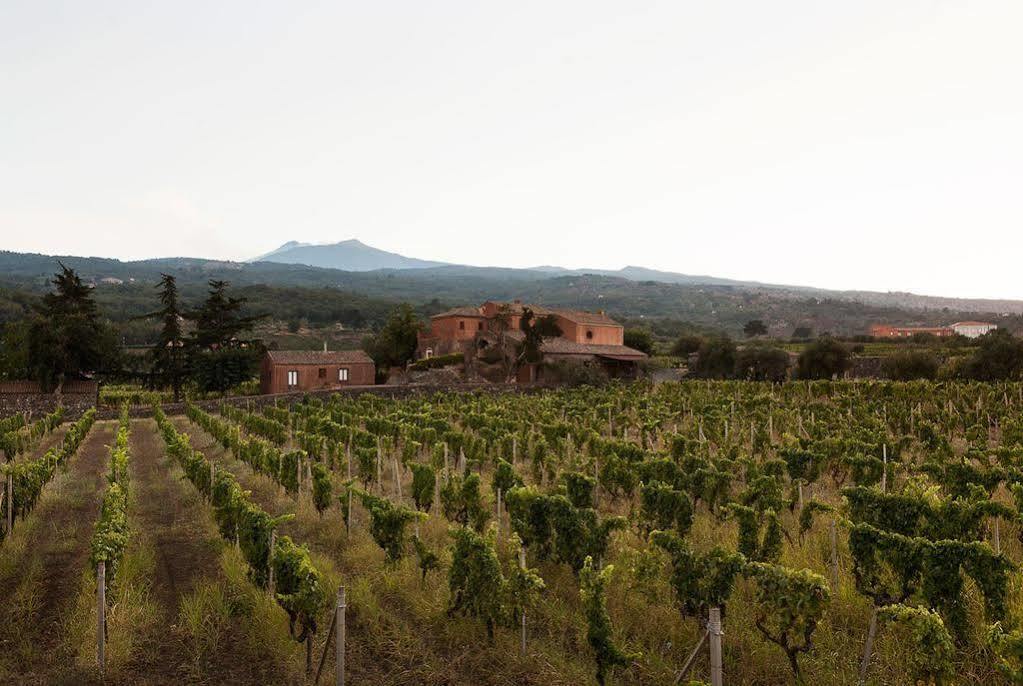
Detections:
0,421,115,684
121,418,286,685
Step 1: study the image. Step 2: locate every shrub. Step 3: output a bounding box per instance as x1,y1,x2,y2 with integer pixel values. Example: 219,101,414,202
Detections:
734,345,790,382
409,352,464,371
961,329,1023,381
692,337,736,379
796,337,849,379
670,335,704,358
623,329,655,355
882,350,940,380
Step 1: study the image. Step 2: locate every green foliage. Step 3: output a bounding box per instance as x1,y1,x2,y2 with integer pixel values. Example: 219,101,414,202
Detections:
743,319,768,338
693,336,736,379
272,535,329,643
90,412,132,588
410,462,436,512
505,535,545,624
652,530,744,618
310,462,332,515
796,337,850,380
990,622,1023,684
493,458,523,497
623,328,655,355
1,409,96,539
563,471,596,509
25,264,119,392
670,334,704,358
146,273,187,401
363,303,421,371
883,350,940,381
879,604,954,684
797,500,833,543
580,557,637,686
505,486,625,573
962,329,1023,381
515,308,563,366
412,535,440,582
731,505,783,563
746,561,830,680
448,526,504,639
192,347,260,395
358,490,422,563
639,481,693,535
409,352,464,371
734,344,790,382
440,472,490,531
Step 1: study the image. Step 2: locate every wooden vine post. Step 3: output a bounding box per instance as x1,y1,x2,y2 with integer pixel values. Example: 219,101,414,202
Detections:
336,586,346,686
268,529,277,595
5,473,12,534
393,456,402,501
97,560,106,676
496,488,503,542
829,519,840,591
858,608,879,685
708,606,723,686
519,546,528,655
881,444,888,493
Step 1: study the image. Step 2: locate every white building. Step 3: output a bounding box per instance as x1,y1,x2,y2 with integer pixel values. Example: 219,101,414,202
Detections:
951,321,997,338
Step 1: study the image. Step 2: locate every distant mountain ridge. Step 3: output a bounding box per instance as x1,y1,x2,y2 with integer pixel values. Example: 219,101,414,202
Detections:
249,239,816,290
249,239,448,271
2,245,1021,341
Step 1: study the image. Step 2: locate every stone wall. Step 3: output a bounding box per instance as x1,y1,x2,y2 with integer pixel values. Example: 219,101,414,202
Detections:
0,381,98,420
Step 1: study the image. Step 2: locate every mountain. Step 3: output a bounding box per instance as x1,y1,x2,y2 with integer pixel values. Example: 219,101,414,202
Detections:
2,247,1022,338
248,239,449,271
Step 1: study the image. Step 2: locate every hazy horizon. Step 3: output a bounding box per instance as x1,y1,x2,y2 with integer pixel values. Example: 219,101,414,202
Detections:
2,2,1022,299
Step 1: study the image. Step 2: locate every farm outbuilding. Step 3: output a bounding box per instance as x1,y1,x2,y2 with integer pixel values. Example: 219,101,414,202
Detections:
259,349,375,395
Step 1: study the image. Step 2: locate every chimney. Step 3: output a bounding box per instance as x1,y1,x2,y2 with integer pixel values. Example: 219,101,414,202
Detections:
323,340,328,352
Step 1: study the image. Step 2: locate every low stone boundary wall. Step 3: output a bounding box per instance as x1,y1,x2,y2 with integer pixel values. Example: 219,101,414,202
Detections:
0,381,99,420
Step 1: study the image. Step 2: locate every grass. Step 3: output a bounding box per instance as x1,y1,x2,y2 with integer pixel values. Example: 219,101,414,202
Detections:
174,412,1021,685
62,512,161,678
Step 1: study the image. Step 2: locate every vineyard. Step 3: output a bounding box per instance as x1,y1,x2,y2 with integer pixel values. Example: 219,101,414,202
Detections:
4,380,1023,684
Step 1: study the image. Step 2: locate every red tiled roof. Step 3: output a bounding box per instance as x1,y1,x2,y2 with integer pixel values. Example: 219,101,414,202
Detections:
481,301,619,326
501,330,646,358
431,306,485,318
266,350,374,365
547,308,620,326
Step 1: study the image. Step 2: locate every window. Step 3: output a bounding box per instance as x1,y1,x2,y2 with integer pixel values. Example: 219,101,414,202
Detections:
478,321,483,330
338,368,349,382
318,367,326,379
586,330,594,340
425,348,433,359
287,370,298,387
459,320,465,330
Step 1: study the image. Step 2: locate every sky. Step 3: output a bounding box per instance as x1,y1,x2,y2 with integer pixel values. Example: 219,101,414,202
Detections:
2,1,1022,299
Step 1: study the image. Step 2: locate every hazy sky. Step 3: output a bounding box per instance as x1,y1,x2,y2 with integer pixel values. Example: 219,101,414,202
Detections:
2,2,1022,298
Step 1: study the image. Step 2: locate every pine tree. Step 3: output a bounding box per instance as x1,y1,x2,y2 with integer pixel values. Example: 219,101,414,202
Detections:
27,264,115,392
147,274,187,401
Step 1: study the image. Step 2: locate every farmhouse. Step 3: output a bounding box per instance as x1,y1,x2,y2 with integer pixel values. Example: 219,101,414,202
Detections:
869,325,954,338
870,321,997,339
259,349,375,395
417,300,647,380
950,321,998,338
